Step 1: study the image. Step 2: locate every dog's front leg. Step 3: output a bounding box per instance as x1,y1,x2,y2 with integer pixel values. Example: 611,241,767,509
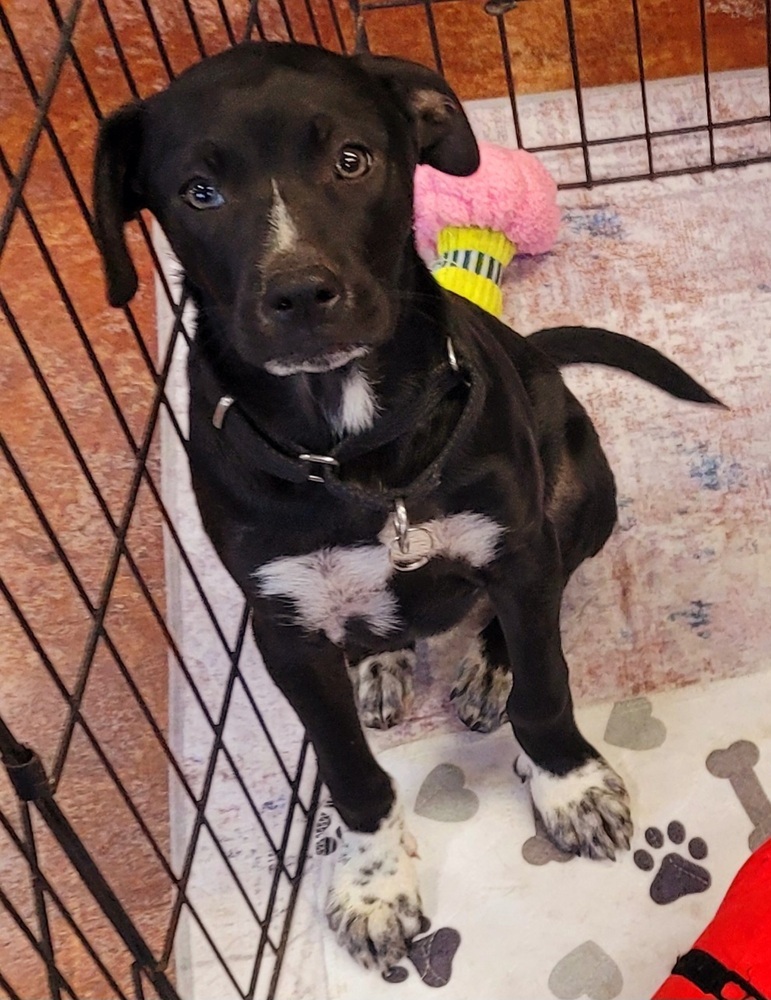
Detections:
488,524,633,861
252,619,423,969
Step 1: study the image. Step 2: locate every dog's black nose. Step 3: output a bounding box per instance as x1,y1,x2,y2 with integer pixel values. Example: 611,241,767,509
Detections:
262,266,343,324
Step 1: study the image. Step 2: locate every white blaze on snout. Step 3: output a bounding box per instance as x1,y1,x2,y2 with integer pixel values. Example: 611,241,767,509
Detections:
266,180,300,256
253,512,504,644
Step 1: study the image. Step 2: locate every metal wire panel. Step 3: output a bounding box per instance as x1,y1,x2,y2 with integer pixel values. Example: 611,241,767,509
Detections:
1,0,769,997
356,0,771,185
0,1,330,996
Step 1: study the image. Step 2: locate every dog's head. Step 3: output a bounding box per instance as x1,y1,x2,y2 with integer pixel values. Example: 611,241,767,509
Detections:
93,42,478,375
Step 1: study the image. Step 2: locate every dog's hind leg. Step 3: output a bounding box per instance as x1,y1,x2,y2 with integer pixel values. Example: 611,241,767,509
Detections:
348,648,415,730
548,396,618,582
450,620,512,733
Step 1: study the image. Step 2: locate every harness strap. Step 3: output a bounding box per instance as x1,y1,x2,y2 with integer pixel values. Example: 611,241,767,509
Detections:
672,949,768,1000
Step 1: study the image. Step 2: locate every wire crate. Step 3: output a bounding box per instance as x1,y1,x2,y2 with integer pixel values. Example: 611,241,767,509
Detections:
1,1,769,997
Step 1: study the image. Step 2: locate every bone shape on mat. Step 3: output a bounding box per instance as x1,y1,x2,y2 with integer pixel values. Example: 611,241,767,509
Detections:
707,740,771,851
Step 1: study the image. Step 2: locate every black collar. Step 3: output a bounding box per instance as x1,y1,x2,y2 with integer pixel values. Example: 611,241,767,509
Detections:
193,338,486,514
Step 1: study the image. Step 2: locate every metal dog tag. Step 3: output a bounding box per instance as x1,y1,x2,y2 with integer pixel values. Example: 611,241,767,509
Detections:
389,499,434,571
389,527,434,571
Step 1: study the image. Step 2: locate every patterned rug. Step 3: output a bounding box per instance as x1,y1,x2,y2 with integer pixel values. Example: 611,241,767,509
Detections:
158,73,771,999
312,673,771,998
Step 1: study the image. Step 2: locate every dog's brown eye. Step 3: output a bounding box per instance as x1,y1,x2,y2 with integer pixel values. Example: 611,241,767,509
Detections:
334,146,372,180
180,179,225,209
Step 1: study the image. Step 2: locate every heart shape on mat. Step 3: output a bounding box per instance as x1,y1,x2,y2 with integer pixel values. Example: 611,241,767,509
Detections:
549,941,623,1000
414,763,479,822
604,696,666,750
522,811,575,865
522,834,575,866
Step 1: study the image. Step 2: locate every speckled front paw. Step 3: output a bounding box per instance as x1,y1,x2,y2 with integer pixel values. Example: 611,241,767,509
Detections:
326,806,423,970
515,754,633,861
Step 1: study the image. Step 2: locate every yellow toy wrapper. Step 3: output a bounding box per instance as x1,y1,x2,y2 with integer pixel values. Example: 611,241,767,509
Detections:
432,226,516,318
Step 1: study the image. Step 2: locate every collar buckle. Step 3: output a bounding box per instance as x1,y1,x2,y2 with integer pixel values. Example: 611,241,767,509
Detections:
298,452,340,484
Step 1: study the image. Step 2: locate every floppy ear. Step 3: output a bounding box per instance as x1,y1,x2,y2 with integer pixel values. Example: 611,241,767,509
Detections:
92,102,145,307
354,54,479,176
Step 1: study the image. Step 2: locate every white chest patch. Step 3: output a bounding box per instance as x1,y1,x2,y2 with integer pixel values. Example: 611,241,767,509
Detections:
256,544,397,646
330,367,378,437
253,511,504,644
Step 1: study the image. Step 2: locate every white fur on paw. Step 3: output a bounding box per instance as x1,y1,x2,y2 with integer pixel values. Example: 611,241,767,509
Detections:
349,650,415,730
326,803,422,970
450,638,512,733
514,754,633,861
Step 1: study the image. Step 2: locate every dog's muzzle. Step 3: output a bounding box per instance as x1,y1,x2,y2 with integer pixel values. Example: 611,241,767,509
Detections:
258,263,370,373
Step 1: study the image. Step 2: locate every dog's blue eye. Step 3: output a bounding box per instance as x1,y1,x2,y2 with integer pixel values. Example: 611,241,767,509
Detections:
181,180,225,209
334,146,372,180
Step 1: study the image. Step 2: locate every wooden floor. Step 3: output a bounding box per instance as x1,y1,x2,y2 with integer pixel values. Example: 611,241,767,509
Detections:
0,0,767,995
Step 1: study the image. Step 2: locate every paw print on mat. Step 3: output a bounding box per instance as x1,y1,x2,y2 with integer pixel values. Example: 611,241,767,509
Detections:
382,917,461,987
634,821,711,904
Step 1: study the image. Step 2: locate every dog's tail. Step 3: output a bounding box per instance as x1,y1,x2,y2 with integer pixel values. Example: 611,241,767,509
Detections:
527,325,725,407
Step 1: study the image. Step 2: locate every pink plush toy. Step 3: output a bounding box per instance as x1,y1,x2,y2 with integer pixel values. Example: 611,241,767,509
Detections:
414,141,561,317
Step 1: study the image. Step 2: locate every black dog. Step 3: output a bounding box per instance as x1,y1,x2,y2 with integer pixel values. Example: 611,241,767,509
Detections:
93,42,721,971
